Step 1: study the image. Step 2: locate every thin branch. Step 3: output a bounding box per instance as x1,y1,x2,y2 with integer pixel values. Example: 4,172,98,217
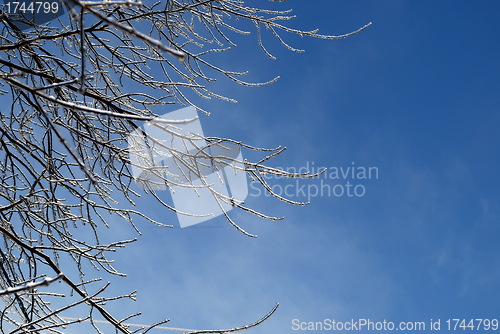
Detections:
0,273,64,296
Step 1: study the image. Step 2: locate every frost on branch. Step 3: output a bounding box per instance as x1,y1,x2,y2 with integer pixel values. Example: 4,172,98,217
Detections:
0,0,369,332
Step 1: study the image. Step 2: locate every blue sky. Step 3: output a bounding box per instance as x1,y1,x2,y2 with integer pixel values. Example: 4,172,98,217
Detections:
60,1,499,333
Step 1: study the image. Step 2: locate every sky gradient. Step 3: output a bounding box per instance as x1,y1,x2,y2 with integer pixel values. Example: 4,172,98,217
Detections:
63,1,500,333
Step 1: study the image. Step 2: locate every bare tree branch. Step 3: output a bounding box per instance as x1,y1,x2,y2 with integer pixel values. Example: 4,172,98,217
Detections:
0,0,369,332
